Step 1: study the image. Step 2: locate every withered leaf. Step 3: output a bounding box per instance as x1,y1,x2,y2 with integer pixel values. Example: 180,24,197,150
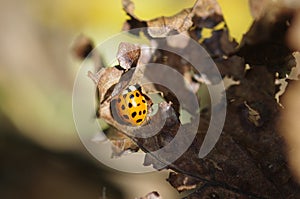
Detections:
122,14,147,36
192,0,222,18
88,67,123,104
117,42,141,70
105,127,139,157
202,28,238,57
189,0,224,42
85,1,300,198
237,5,296,77
123,0,223,39
192,13,223,29
215,55,245,80
125,2,299,199
147,9,193,38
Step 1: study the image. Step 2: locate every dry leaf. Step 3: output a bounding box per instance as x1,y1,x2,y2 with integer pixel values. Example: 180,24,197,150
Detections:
193,0,222,17
88,67,123,103
237,5,295,77
106,127,139,157
83,1,300,198
117,42,141,70
147,9,192,38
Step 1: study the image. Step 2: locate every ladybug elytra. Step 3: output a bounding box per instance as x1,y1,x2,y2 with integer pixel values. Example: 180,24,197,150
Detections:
114,84,148,126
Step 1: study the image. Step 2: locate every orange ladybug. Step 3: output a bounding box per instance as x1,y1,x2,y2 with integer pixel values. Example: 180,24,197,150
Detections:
114,84,148,126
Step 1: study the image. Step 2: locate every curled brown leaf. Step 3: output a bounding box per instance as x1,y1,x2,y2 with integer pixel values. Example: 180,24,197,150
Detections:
147,9,192,38
117,42,141,70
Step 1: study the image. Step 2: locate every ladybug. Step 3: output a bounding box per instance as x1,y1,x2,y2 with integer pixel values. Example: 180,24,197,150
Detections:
113,84,148,126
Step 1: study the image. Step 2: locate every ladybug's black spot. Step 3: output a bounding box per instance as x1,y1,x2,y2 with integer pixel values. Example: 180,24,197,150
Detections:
137,103,140,106
129,94,134,99
128,102,133,108
131,112,137,118
143,110,146,114
123,115,129,120
117,98,121,103
121,105,125,110
136,119,143,123
139,111,142,115
142,99,146,103
135,92,140,97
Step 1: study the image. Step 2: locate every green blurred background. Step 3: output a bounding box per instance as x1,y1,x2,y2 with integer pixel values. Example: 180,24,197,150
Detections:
0,0,252,198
